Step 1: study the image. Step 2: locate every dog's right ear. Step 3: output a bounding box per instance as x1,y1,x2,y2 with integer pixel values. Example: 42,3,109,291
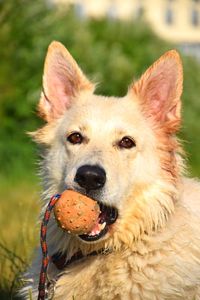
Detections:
38,41,94,121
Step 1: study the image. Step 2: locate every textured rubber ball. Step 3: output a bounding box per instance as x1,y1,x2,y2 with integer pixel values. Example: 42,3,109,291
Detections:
54,190,100,235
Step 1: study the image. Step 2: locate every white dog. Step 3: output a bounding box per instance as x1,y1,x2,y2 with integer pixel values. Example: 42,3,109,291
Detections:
22,41,200,300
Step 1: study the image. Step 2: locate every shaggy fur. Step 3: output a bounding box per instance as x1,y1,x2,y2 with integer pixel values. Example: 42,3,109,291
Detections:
22,42,200,300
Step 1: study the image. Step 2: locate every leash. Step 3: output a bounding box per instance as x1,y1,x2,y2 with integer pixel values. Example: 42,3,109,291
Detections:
38,194,61,300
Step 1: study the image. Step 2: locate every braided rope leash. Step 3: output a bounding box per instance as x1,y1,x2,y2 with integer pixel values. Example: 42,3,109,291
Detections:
38,194,61,300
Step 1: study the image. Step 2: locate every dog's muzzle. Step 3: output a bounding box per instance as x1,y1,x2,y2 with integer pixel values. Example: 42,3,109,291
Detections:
74,164,118,242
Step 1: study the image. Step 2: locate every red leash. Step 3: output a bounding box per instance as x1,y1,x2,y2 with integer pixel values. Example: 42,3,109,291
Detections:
38,194,61,300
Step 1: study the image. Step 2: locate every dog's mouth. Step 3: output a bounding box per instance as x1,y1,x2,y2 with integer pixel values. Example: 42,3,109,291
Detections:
79,202,118,242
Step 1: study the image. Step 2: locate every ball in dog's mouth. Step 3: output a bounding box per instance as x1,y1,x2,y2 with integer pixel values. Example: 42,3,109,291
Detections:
54,190,118,242
79,202,118,242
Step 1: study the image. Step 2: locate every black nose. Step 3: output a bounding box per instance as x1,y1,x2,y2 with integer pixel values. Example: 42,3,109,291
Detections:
75,165,106,191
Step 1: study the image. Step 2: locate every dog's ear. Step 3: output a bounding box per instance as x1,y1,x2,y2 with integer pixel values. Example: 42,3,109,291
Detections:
131,50,183,133
38,41,94,121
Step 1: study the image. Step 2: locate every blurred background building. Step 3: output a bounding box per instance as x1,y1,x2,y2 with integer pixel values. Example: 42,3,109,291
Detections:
53,0,200,59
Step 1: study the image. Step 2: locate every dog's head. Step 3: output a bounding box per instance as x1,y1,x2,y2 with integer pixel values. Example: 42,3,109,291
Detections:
33,42,183,251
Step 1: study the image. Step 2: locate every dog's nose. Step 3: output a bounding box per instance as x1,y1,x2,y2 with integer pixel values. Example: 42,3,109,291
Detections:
75,165,106,191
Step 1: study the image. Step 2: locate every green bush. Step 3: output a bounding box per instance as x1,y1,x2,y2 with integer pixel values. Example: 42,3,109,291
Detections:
1,0,200,178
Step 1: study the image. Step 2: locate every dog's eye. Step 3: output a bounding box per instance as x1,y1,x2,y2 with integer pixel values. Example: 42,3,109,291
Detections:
118,136,136,149
67,132,83,145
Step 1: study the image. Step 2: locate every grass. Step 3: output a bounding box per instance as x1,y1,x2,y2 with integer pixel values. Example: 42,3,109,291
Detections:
0,176,39,299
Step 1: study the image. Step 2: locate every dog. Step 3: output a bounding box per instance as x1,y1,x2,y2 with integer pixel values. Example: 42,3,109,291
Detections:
22,41,200,300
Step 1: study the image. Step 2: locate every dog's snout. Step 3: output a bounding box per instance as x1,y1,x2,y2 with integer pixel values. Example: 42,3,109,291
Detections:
75,165,106,191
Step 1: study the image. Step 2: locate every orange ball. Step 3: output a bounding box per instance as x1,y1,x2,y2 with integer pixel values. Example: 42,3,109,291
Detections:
54,190,100,235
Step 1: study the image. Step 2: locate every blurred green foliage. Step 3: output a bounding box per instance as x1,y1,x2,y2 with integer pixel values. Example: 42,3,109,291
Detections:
1,0,200,179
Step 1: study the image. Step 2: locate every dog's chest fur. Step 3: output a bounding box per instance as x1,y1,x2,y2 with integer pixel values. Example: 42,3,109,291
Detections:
53,243,200,300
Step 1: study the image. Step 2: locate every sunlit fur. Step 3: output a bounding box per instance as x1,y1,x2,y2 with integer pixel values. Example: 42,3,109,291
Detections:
22,42,200,300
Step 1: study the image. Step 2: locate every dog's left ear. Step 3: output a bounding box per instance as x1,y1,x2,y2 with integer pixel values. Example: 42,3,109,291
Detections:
131,50,183,133
39,41,94,121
